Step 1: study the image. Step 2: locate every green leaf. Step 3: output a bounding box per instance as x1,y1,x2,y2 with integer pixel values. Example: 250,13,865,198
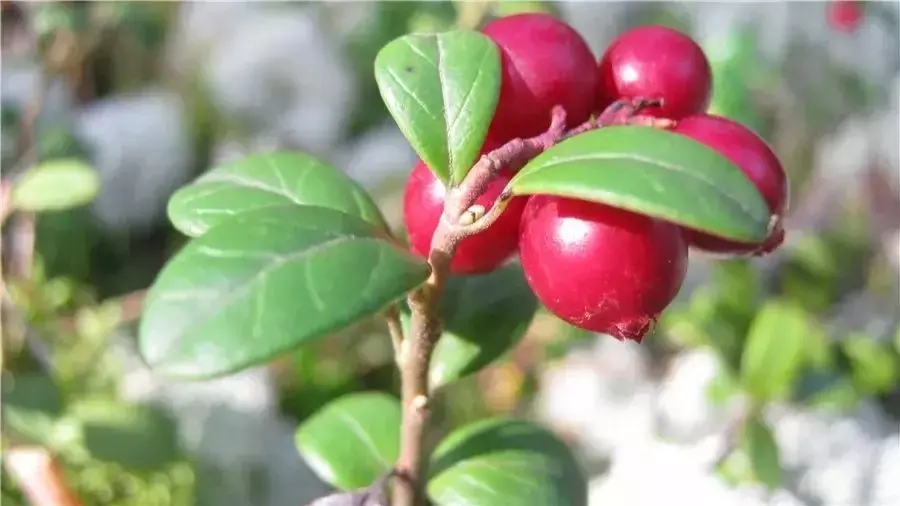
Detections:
11,159,100,212
1,373,66,448
740,413,782,490
70,400,179,471
167,152,388,238
295,392,401,491
508,126,771,243
842,333,898,396
428,418,587,506
740,299,810,402
400,263,537,390
374,30,501,186
139,206,431,379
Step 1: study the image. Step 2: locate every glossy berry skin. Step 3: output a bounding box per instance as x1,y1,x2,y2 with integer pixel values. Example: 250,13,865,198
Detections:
518,196,688,342
482,13,598,141
827,0,864,33
596,25,712,120
403,159,527,275
674,114,788,255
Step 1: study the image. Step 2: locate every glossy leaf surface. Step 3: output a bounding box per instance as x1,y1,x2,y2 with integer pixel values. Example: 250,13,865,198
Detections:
167,152,387,237
139,206,430,379
296,392,401,491
428,418,586,506
375,30,500,185
509,126,771,243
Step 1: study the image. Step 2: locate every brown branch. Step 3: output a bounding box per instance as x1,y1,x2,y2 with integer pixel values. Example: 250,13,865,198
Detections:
3,446,83,506
391,97,664,506
384,305,406,365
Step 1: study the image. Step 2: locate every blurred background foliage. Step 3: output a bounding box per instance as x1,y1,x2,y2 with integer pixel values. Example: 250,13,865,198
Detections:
1,1,898,505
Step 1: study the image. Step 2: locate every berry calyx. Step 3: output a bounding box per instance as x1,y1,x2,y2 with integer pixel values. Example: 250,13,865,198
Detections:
403,148,527,275
827,0,864,33
596,25,712,120
482,13,598,141
518,196,688,342
673,113,789,255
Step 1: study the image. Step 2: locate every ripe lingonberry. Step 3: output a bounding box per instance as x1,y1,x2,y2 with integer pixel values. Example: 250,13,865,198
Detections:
403,150,527,275
481,13,597,141
518,196,688,342
596,25,712,120
827,0,864,33
673,113,788,255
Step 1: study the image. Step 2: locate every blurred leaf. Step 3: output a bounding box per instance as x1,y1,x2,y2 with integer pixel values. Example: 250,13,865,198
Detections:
780,235,840,312
491,1,558,17
796,371,861,411
1,373,65,447
11,159,100,212
740,299,810,402
712,260,760,315
70,400,179,471
374,30,500,186
428,418,587,506
31,2,89,46
295,392,401,491
509,126,771,243
139,206,431,379
703,28,768,137
400,263,538,389
740,413,782,490
106,2,170,50
167,152,387,238
706,364,741,407
35,208,98,282
842,333,898,396
37,126,90,161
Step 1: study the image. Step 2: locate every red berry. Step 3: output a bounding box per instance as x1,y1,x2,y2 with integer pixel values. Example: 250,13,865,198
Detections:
827,0,864,33
673,113,789,255
596,25,712,120
482,13,597,141
518,196,688,342
403,150,527,275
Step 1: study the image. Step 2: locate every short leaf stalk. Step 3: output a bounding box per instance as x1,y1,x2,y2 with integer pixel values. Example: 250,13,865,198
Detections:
392,98,665,506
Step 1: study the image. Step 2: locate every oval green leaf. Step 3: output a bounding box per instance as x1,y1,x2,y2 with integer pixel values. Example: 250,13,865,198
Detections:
374,30,500,186
11,159,100,212
508,126,771,243
400,263,537,390
740,413,782,490
139,206,431,379
740,299,811,402
167,152,387,238
428,418,587,506
296,392,401,491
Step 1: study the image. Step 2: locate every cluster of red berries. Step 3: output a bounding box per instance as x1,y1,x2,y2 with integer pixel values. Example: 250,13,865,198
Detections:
402,14,788,342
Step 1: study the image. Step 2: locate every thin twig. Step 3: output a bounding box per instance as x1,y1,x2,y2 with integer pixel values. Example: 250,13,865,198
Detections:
391,98,665,506
384,305,405,365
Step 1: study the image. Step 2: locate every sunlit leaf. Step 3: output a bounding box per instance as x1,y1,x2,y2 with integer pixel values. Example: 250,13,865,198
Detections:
139,206,430,379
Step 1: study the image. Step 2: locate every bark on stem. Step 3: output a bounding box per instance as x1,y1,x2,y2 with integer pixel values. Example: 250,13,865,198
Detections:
392,98,665,506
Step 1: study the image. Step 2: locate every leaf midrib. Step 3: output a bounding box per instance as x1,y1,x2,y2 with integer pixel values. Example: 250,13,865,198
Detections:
516,151,764,225
151,233,379,365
